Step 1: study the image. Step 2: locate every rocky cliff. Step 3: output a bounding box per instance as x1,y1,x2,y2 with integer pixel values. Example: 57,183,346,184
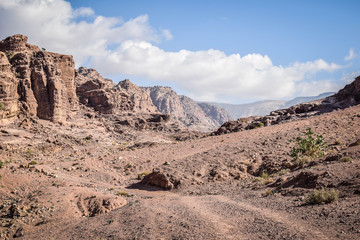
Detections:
0,34,77,124
0,35,163,128
0,51,18,124
75,67,157,114
215,76,360,135
142,86,232,132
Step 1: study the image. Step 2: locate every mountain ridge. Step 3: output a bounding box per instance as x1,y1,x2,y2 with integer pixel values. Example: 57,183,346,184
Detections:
204,92,335,119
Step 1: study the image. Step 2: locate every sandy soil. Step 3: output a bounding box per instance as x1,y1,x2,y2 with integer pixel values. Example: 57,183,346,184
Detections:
0,105,360,239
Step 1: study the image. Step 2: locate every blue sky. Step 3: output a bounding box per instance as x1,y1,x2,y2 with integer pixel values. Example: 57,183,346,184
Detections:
0,0,359,103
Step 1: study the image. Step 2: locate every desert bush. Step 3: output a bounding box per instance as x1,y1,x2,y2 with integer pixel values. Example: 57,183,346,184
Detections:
28,160,37,165
339,156,353,162
306,188,339,205
260,172,269,180
290,128,327,165
334,139,342,145
117,191,131,197
0,102,4,111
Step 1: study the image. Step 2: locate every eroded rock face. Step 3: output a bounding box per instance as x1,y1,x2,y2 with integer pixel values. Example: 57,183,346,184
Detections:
75,68,157,114
0,52,19,124
0,34,78,123
143,86,231,132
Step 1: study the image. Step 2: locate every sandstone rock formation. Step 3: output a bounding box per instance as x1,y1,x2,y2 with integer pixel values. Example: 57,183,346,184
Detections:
76,67,157,114
0,34,77,123
143,86,231,132
0,52,18,124
215,76,360,135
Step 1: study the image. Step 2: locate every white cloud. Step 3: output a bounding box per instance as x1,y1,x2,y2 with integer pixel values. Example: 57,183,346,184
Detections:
344,48,356,61
0,0,344,103
92,40,342,101
162,29,173,40
0,0,162,64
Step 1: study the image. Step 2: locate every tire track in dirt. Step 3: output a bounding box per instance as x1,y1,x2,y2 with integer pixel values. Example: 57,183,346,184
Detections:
179,195,330,240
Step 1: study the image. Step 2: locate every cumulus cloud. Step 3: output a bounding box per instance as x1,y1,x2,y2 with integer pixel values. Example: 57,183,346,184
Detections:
0,0,344,103
344,48,357,61
0,0,162,64
92,40,342,101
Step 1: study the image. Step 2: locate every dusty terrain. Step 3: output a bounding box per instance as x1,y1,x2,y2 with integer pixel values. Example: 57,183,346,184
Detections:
1,34,359,239
0,103,359,239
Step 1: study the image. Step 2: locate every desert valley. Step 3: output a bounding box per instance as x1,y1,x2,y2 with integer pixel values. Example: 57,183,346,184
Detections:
0,34,359,240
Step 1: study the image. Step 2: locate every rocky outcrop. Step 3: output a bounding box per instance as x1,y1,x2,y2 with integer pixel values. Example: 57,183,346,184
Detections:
0,34,77,124
0,52,18,124
141,169,181,190
115,79,158,113
75,67,157,114
143,86,231,132
334,75,360,106
197,102,232,126
215,76,360,135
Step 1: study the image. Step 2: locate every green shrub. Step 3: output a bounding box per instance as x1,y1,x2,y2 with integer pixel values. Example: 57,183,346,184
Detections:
117,191,131,197
28,160,37,165
306,188,339,205
290,128,327,165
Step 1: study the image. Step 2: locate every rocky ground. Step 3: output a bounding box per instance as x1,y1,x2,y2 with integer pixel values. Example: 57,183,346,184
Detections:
0,102,359,239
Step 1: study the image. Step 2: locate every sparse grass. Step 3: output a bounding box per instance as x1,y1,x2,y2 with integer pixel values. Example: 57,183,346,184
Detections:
254,172,273,184
292,155,313,167
260,172,269,180
28,160,37,165
0,102,4,111
339,157,353,162
137,171,150,180
264,189,275,196
117,191,132,197
125,163,132,169
306,188,339,205
290,128,327,167
270,168,290,177
109,187,115,191
0,159,12,169
334,139,342,145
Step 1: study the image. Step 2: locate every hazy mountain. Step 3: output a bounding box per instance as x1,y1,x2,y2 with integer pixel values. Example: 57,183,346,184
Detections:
206,92,335,119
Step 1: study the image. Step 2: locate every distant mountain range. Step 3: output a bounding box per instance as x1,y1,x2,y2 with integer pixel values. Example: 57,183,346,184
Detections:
204,92,335,119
